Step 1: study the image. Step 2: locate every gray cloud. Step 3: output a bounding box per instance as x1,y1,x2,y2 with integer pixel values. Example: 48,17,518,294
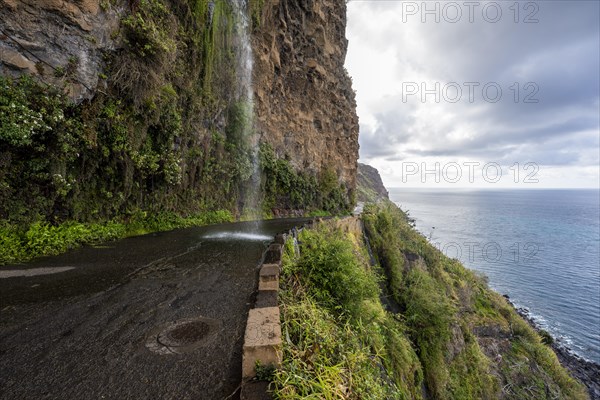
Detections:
346,0,600,178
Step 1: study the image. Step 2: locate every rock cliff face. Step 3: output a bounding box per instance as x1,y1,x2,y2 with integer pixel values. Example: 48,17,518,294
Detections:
0,0,359,222
0,0,122,102
357,163,389,202
252,0,359,198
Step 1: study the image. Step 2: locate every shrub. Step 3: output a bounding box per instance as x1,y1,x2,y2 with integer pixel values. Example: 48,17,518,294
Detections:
259,143,351,214
293,226,379,316
274,224,423,399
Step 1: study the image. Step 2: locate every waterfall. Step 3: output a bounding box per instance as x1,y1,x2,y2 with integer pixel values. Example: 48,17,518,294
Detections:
231,0,261,220
233,0,253,106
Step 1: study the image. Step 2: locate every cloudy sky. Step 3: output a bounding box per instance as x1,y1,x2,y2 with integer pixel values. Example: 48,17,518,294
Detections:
345,0,600,188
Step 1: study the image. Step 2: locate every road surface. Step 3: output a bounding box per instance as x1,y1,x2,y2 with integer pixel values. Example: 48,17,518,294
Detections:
0,219,308,399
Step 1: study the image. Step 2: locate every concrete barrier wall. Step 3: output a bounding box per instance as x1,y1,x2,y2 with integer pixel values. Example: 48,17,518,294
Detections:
240,218,358,399
240,230,294,400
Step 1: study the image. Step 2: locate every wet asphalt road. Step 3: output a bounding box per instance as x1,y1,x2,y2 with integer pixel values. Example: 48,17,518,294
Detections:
0,219,309,400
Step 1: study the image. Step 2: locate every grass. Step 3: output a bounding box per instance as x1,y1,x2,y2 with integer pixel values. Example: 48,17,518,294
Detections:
0,210,232,265
271,204,588,399
272,220,423,399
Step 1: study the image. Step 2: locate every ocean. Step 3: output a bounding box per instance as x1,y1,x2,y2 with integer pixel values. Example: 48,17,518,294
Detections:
389,188,600,364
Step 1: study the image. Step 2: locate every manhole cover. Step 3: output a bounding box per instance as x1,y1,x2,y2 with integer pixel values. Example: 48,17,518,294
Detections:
146,317,221,355
160,321,210,345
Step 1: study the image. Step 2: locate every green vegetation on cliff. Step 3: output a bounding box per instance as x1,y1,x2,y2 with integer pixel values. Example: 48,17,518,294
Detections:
274,220,422,399
271,206,588,399
356,163,389,203
260,143,352,216
0,1,243,227
0,0,351,265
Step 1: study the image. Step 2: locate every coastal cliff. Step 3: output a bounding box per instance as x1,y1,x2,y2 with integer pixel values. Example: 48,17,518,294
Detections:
357,162,389,202
0,0,358,264
252,0,359,196
255,164,592,399
0,2,595,398
271,206,590,399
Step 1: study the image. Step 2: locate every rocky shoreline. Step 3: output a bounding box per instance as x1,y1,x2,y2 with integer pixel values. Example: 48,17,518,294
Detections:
506,297,600,400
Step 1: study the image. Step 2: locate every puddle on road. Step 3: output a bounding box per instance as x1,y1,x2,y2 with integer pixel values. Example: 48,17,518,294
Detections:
201,231,272,241
0,267,75,278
